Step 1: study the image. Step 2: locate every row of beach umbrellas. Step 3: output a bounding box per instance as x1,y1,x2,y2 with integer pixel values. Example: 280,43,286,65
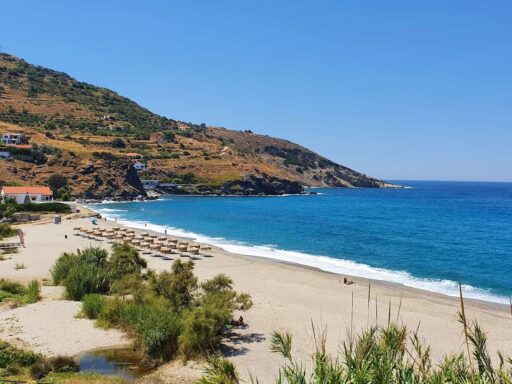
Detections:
73,226,212,260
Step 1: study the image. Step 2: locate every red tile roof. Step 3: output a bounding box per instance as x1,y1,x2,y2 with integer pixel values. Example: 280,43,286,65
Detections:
7,144,32,149
2,186,53,195
125,152,143,157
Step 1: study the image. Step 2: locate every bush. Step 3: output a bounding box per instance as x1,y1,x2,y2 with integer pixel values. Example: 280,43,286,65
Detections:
149,259,197,313
0,224,17,240
118,299,180,363
82,293,106,319
109,243,147,279
111,138,126,148
24,280,41,304
0,340,39,368
53,248,111,300
51,252,75,285
30,355,78,380
0,202,71,218
0,279,40,304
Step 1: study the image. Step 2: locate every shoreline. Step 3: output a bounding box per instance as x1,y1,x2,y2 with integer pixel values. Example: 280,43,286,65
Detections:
87,203,510,306
1,212,511,382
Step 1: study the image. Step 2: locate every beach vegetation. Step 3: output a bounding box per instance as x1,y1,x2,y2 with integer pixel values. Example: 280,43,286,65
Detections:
15,262,26,270
81,293,107,319
0,340,79,383
51,246,252,365
0,223,17,239
39,372,128,384
52,247,111,300
109,243,147,280
0,279,41,304
199,319,512,384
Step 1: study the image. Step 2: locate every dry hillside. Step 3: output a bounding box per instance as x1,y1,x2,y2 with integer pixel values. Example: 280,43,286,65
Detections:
0,53,394,198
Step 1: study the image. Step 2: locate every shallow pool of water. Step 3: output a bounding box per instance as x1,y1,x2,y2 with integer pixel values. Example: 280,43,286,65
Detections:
77,347,152,382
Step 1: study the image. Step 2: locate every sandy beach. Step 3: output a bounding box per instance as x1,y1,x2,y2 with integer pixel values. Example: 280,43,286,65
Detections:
1,212,511,382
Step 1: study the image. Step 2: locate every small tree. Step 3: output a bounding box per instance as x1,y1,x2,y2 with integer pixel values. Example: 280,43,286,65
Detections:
111,138,126,148
47,174,68,199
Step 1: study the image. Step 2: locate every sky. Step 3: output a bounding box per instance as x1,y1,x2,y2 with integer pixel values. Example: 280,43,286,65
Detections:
1,1,511,181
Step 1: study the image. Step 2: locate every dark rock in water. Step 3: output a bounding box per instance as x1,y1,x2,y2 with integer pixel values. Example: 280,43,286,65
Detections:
222,175,303,195
158,174,304,196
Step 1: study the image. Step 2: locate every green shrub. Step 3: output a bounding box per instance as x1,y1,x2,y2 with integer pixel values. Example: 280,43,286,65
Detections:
24,280,41,304
149,259,197,313
97,296,126,328
51,252,76,285
0,340,39,368
53,248,111,300
0,224,17,240
0,202,71,218
82,294,106,319
118,298,180,363
109,243,147,279
0,279,41,304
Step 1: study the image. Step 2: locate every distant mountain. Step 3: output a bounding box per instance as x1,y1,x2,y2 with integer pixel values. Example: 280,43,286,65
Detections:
0,53,395,198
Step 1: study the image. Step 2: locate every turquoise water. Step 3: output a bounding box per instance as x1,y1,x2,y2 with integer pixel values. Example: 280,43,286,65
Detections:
90,181,512,304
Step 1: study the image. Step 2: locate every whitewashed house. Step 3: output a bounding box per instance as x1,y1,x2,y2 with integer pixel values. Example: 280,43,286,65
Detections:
1,186,53,204
1,133,25,145
133,161,146,171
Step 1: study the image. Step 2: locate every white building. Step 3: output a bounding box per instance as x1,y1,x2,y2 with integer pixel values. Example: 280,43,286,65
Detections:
1,186,53,204
141,180,158,190
1,133,25,145
133,161,146,171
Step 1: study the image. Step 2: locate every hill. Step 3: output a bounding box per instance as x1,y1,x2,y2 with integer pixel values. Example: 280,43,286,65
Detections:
0,53,394,198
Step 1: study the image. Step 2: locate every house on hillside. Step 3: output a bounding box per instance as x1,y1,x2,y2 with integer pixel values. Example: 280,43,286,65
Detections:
141,180,158,190
125,152,143,159
1,133,25,145
133,161,146,171
1,186,53,204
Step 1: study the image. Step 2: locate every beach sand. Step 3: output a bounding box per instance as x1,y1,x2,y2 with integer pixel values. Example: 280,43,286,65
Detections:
0,214,511,382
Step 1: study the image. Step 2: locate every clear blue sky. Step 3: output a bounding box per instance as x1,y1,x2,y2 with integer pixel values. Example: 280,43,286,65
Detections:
1,1,511,181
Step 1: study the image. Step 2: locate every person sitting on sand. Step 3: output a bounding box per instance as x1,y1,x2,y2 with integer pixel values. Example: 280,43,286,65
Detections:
343,277,355,285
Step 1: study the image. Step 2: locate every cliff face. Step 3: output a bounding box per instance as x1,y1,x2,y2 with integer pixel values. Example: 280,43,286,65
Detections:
0,153,146,199
0,53,395,196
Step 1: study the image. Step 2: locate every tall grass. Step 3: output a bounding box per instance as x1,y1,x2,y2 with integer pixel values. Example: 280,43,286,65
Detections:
200,319,512,383
0,278,40,304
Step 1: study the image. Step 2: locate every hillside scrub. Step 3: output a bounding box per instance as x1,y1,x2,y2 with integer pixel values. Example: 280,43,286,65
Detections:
51,246,252,365
199,319,512,384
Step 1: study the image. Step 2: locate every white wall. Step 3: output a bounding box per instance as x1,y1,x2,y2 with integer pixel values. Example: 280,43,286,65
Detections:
3,193,52,204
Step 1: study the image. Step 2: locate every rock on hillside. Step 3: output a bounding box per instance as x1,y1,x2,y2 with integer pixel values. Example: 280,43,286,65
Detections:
0,153,145,199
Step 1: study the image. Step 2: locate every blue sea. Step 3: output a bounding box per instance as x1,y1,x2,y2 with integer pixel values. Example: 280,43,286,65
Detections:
89,181,512,304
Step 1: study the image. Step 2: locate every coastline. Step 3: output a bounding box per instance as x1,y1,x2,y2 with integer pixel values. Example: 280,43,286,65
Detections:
89,202,510,306
0,211,511,382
